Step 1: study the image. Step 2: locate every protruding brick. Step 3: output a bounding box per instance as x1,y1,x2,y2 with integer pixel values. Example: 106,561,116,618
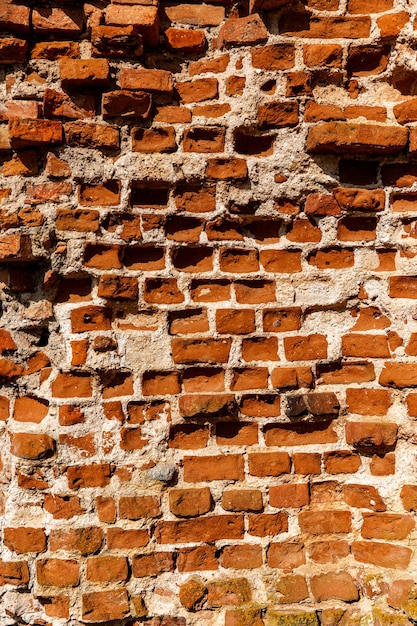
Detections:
0,38,28,64
216,15,268,48
82,589,130,623
60,59,110,87
10,433,55,460
307,122,408,155
9,119,62,148
106,4,159,46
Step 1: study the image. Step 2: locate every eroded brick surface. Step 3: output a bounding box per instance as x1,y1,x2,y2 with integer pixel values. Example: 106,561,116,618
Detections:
0,0,417,624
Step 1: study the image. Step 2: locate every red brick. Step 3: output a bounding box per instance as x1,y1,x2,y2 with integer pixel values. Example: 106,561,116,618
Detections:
248,452,290,477
168,424,210,449
348,0,392,12
10,433,55,460
44,494,85,519
165,4,224,26
342,333,390,357
242,337,279,362
311,572,359,602
40,595,70,620
280,12,371,38
32,8,83,34
361,513,414,540
260,250,302,273
132,552,174,577
270,484,309,508
0,396,9,422
248,513,288,537
220,545,263,569
60,59,109,87
119,495,160,519
216,15,268,47
307,122,408,155
222,490,263,512
120,68,173,94
176,78,218,103
0,560,29,586
184,454,244,481
132,127,176,153
166,28,206,53
91,25,143,58
308,540,350,564
172,338,231,364
216,421,258,445
86,556,128,582
169,488,212,517
333,187,385,211
183,127,225,153
284,334,328,360
178,546,218,572
346,388,391,415
0,5,30,33
285,219,321,243
13,396,48,424
143,371,180,396
258,101,299,128
0,38,27,64
268,542,305,571
67,464,111,489
299,510,351,534
304,43,342,67
207,578,252,607
4,528,46,554
155,515,244,543
37,559,79,587
207,158,248,180
225,606,263,626
252,44,295,69
293,453,321,475
324,451,361,474
275,575,309,603
345,421,397,449
216,309,255,334
65,122,119,149
31,41,79,60
102,90,151,119
9,119,62,149
107,527,149,549
352,541,412,569
82,589,130,622
106,5,159,46
343,484,386,511
265,422,337,446
51,373,92,398
308,247,354,270
378,11,408,39
263,308,301,333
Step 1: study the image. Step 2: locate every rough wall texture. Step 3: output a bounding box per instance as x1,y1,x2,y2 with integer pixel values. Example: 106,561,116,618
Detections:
3,0,417,624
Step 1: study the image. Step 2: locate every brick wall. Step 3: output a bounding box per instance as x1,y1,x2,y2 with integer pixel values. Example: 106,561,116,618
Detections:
1,0,417,624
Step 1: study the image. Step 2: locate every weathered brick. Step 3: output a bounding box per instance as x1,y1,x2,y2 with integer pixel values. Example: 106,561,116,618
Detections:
307,122,408,155
106,4,159,46
37,559,79,587
310,572,359,602
352,541,412,569
60,59,110,87
184,454,244,481
82,589,130,622
9,119,62,149
155,515,244,543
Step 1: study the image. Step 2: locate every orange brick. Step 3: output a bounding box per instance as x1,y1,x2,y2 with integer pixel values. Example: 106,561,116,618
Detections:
184,455,244,482
270,484,309,508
